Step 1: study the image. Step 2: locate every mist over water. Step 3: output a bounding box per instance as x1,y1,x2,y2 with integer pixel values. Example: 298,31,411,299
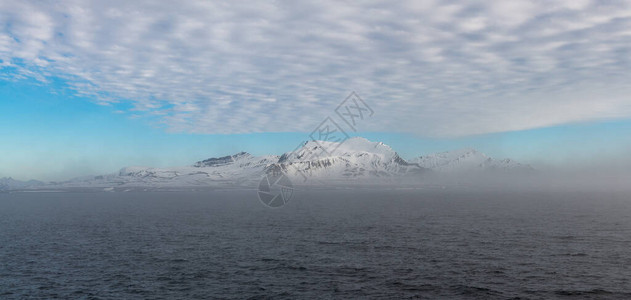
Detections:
397,168,631,194
1,189,630,299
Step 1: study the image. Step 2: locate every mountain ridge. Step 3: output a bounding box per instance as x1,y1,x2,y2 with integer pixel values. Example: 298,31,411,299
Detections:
1,138,533,190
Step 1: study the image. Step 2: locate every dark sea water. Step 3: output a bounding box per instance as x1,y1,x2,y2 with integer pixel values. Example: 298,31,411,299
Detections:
1,189,631,299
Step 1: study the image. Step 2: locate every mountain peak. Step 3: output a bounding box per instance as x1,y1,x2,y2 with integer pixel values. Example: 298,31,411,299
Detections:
273,137,424,180
296,137,396,159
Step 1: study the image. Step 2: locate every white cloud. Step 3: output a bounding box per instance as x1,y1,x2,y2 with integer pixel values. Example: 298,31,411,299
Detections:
1,0,630,136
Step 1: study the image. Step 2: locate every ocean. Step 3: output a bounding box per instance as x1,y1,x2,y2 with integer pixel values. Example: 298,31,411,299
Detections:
1,189,630,299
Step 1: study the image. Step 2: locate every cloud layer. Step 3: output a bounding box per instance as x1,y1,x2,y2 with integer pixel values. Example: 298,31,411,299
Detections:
1,0,630,136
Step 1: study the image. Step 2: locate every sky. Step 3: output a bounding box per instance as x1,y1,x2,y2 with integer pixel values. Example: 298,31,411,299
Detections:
1,0,631,181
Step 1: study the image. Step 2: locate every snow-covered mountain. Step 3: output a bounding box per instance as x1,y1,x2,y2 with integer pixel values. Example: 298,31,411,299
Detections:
2,138,532,190
0,177,44,190
61,152,280,188
272,138,427,181
412,148,533,173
